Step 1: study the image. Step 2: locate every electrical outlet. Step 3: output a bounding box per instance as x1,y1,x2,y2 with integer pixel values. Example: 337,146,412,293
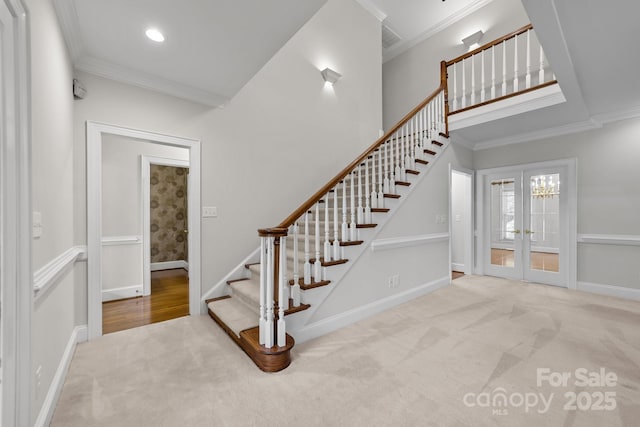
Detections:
202,206,217,218
387,276,394,288
388,274,399,288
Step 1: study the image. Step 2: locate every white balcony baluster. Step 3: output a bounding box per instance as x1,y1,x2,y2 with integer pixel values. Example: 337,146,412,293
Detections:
513,34,519,92
471,54,476,105
491,45,496,99
461,58,466,108
502,41,507,96
400,127,406,181
371,152,378,210
390,139,397,194
481,49,486,102
539,45,544,85
452,62,458,111
378,148,385,208
525,29,531,89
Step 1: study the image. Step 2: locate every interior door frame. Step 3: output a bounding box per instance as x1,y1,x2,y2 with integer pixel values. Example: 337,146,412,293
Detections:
141,155,190,296
476,158,577,289
87,122,202,340
449,165,474,277
0,0,31,424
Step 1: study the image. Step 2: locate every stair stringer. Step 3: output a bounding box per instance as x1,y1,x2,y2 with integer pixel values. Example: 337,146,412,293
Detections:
284,139,452,339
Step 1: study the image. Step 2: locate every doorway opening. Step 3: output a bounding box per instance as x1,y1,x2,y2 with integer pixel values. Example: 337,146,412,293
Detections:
450,167,473,280
87,122,202,340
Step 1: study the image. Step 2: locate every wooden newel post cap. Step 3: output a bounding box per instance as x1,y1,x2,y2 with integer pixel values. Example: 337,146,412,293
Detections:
257,227,288,238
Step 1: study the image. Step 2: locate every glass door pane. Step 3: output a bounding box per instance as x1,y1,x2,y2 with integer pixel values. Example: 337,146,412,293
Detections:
485,174,522,279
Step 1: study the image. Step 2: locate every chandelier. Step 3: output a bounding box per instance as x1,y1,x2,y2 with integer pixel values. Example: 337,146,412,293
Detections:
531,175,559,198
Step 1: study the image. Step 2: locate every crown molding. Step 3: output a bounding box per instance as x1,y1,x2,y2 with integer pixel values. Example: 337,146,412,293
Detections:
354,0,387,22
75,55,228,107
382,0,495,63
592,105,640,125
52,0,84,61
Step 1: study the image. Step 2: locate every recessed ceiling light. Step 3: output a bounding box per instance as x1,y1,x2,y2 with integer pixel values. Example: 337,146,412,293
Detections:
145,28,165,43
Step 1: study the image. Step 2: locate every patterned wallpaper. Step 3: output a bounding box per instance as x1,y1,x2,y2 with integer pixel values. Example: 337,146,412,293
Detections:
150,165,188,263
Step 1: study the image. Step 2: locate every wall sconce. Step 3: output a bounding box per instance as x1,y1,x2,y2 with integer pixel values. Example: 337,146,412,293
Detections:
321,67,342,85
462,30,484,50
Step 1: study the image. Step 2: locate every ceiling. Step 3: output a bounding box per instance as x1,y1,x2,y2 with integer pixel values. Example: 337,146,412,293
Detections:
53,0,327,107
53,0,640,147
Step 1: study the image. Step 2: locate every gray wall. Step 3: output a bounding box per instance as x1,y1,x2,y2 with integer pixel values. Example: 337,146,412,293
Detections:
474,117,640,289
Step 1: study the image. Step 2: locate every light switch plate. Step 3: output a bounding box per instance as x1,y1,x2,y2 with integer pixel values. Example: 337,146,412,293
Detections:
202,207,217,218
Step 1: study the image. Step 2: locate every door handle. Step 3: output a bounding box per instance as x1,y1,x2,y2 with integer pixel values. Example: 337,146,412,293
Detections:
525,229,535,234
513,229,521,234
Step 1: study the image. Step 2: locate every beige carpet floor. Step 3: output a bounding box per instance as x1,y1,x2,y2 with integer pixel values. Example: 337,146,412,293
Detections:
51,275,640,426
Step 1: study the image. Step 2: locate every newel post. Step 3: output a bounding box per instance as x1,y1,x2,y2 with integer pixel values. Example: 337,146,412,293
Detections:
257,227,288,348
440,60,450,136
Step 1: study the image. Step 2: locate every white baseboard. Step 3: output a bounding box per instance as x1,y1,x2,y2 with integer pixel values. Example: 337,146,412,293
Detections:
151,260,188,271
34,325,87,427
451,262,465,272
577,281,640,301
294,276,450,344
102,285,143,302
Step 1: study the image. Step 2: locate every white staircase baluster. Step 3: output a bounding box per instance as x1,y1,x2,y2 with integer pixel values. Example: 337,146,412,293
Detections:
378,148,385,208
370,152,378,209
390,139,397,194
415,110,422,162
525,29,531,89
439,91,445,133
453,62,458,111
314,203,322,280
481,49,486,102
409,117,415,169
383,140,390,194
471,54,476,105
491,45,496,99
265,236,274,348
357,164,364,224
502,41,507,96
324,194,331,261
461,58,466,108
513,34,519,92
349,171,357,241
277,235,286,347
539,45,544,85
292,222,300,307
259,237,266,345
333,186,341,261
400,126,406,181
341,180,348,242
365,158,372,224
303,211,311,284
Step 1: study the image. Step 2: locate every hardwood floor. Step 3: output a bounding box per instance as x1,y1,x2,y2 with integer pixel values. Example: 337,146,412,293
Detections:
452,271,464,280
103,269,189,334
491,248,559,272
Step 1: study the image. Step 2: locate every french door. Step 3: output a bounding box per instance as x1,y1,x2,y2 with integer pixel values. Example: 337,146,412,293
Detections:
481,163,570,287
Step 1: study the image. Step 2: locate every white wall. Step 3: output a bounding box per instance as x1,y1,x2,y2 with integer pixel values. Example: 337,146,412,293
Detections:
382,0,530,129
451,171,471,270
73,0,383,317
27,0,77,421
101,135,188,298
473,117,640,290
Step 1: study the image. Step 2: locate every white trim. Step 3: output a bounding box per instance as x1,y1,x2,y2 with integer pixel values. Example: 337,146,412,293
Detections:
354,0,387,22
50,0,84,62
451,263,465,272
592,106,640,125
151,260,188,271
577,234,640,246
473,119,601,151
450,166,475,276
33,325,87,427
33,246,87,301
383,0,495,63
200,247,260,307
577,281,640,301
87,122,202,340
101,235,141,246
102,285,143,302
76,55,228,108
370,233,449,252
142,155,190,296
1,1,31,424
294,276,450,344
449,84,565,131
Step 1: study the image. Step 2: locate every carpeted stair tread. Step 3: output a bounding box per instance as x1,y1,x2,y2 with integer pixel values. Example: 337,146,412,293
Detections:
207,297,258,337
229,279,261,311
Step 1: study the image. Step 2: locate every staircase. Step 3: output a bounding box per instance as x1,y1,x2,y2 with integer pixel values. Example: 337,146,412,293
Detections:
206,87,448,371
204,23,557,372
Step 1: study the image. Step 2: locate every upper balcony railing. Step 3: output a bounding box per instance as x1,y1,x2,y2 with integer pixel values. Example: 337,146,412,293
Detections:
444,24,557,115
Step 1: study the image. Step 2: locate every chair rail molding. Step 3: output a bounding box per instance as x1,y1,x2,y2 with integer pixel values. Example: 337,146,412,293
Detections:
577,234,640,246
33,246,87,301
371,233,449,252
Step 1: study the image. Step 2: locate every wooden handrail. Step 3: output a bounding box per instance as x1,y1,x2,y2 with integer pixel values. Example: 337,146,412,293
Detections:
445,24,533,67
268,85,446,232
